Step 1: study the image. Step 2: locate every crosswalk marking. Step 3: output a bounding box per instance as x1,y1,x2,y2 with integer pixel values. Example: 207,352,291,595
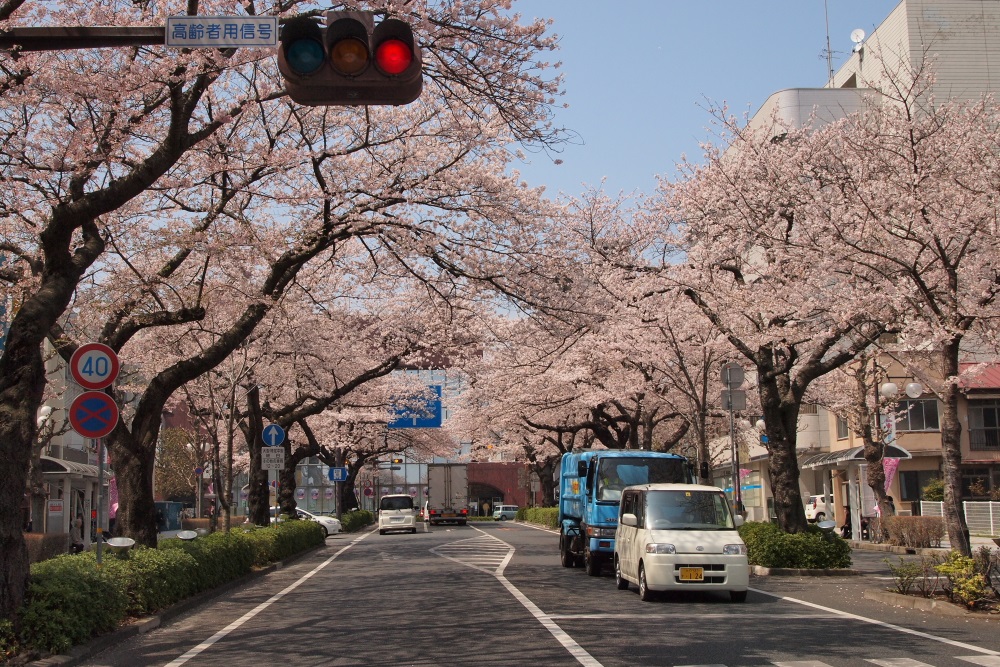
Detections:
430,533,513,575
867,659,936,666
957,657,1000,666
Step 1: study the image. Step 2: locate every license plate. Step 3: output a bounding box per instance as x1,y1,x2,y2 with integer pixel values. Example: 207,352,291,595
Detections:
679,567,704,581
443,512,455,517
391,517,403,523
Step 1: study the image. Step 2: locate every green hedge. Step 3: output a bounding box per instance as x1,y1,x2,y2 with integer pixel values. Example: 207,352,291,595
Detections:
519,506,558,528
739,521,851,569
17,520,325,656
341,509,374,532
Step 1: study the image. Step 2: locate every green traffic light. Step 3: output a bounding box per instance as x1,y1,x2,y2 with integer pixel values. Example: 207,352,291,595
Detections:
286,37,325,75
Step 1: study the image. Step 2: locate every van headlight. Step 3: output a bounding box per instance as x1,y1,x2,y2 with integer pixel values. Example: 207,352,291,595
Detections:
723,544,747,555
645,543,676,554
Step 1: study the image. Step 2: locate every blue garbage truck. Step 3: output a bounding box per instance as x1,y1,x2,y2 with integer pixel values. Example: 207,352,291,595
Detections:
558,449,696,576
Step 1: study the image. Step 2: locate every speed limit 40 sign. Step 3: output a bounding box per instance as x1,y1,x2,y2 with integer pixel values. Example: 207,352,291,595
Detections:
70,343,120,390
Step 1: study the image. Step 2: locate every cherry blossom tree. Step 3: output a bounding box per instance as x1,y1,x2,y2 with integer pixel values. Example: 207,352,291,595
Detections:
0,0,566,623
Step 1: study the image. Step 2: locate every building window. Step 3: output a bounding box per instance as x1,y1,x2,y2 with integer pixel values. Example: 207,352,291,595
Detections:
800,403,818,415
969,399,1000,451
898,470,940,502
961,466,993,499
894,399,939,432
836,415,849,440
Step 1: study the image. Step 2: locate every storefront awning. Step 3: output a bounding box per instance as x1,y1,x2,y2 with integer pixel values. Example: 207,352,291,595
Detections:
40,455,99,478
801,444,911,469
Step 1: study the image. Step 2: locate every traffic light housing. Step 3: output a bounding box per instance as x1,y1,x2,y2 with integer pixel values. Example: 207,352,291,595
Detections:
278,11,422,106
392,457,403,464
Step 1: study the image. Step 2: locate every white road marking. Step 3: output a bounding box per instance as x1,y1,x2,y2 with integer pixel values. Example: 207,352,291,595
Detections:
751,586,1000,656
163,531,371,667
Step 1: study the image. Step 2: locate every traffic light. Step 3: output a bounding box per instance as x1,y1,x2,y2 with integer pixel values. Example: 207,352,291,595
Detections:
278,11,422,106
392,458,403,464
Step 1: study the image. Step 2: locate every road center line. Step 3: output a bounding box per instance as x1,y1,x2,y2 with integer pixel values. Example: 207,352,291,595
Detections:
163,532,371,667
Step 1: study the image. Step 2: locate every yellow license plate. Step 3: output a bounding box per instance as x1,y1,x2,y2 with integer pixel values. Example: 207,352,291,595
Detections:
443,512,455,517
679,567,704,581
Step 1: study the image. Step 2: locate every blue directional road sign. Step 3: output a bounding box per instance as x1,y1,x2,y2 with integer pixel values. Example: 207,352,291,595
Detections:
328,467,348,482
263,423,285,446
388,385,442,429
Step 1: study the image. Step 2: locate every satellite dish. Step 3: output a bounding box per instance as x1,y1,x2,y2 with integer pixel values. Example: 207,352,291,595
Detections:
850,28,865,44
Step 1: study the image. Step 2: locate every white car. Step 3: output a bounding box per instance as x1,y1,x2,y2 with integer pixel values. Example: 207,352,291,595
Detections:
379,494,419,534
614,483,749,602
805,494,835,522
270,506,342,537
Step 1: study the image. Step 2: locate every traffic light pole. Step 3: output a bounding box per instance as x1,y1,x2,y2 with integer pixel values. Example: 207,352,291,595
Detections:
0,27,166,52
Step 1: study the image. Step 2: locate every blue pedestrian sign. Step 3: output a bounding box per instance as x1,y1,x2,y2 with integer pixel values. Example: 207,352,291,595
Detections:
328,467,348,482
263,423,285,446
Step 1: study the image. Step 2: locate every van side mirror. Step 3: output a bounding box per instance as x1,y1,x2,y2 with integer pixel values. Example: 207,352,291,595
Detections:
699,461,709,478
733,515,744,528
621,513,638,527
577,461,588,478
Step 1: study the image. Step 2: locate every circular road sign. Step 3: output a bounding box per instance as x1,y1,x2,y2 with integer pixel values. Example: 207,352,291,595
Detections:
70,343,120,390
69,391,119,439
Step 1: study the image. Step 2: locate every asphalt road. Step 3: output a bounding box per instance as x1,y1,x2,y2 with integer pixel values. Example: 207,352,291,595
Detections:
76,522,1000,667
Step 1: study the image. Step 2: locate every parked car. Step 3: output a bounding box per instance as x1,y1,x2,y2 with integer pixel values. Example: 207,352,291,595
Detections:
270,507,342,537
805,494,834,522
379,494,419,534
492,504,519,521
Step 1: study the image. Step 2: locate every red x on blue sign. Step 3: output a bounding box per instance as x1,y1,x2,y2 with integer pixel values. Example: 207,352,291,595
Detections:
69,391,119,439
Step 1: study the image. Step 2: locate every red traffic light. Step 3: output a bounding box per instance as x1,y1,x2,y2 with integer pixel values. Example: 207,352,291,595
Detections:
278,11,422,107
375,38,413,75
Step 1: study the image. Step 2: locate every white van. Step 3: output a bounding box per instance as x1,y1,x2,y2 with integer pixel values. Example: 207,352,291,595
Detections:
492,505,518,521
378,494,419,535
614,483,749,602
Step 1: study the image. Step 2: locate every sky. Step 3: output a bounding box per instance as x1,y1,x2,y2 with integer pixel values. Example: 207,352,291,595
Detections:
506,0,899,200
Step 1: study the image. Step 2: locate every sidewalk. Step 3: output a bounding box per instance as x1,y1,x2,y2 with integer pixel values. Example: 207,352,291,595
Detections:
848,533,996,555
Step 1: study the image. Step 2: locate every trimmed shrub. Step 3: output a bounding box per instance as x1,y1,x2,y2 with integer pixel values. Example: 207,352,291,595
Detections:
97,546,198,616
739,521,852,569
521,506,558,529
24,532,71,564
159,529,257,591
341,510,374,532
883,515,945,548
20,554,130,654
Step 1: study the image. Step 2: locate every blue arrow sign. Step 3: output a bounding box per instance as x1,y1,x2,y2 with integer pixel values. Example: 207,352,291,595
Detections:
328,467,348,482
388,385,443,429
263,423,285,446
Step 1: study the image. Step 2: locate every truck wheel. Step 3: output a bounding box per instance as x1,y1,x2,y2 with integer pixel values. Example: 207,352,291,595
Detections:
615,557,630,590
584,546,602,577
560,532,576,568
638,564,655,602
730,590,748,603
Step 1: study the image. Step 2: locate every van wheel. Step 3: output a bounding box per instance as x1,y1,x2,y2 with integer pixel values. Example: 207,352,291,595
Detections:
815,512,826,522
730,590,748,603
499,515,507,521
379,529,386,535
584,546,602,576
411,528,417,534
638,564,655,602
615,557,629,590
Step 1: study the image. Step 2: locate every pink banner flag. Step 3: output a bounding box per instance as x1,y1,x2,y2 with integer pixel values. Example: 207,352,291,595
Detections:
739,468,752,480
883,458,900,493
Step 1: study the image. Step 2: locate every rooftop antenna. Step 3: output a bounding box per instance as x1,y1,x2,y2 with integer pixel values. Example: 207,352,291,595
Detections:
824,0,834,85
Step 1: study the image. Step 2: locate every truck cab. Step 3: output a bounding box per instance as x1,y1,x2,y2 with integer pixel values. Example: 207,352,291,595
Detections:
558,450,694,576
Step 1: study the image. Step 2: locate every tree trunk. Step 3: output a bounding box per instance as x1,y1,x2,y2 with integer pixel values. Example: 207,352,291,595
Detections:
939,338,971,556
107,420,159,547
759,376,808,533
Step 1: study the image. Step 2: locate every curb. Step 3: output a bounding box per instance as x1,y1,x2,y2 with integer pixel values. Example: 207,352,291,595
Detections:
752,565,861,576
862,589,972,617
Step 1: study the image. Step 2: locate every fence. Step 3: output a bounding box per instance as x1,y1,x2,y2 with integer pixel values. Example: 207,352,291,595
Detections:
920,500,1000,536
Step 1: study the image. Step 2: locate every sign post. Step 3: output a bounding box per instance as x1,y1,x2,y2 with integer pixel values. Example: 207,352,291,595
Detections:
721,362,746,516
262,428,286,523
69,343,119,565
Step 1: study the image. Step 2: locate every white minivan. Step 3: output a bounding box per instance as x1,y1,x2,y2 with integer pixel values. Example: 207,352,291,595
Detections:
614,483,749,602
378,494,419,535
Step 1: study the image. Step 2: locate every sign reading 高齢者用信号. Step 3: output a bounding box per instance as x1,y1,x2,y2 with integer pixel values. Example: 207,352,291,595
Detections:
166,16,277,48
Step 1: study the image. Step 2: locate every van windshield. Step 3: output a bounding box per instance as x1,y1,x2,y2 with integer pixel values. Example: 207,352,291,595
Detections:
646,490,735,530
380,496,414,511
